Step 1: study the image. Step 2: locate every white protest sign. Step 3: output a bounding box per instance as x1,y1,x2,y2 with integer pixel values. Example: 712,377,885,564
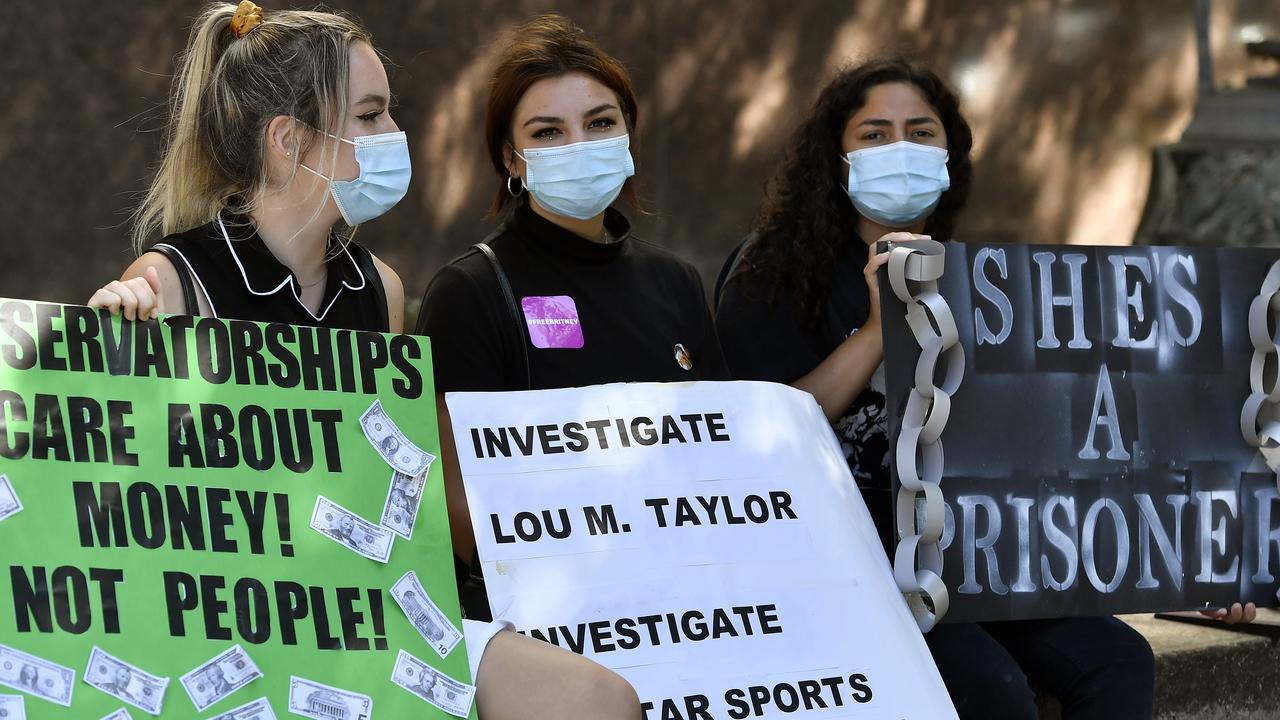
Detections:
448,381,956,720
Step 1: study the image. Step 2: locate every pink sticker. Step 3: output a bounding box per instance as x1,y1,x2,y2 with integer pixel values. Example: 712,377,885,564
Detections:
521,295,585,349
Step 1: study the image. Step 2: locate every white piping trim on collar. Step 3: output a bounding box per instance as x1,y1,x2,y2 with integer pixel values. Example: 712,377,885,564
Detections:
335,241,367,292
218,214,291,296
216,214,365,322
154,242,219,318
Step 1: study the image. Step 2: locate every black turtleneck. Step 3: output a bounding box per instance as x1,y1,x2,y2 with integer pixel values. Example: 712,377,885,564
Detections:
418,201,728,393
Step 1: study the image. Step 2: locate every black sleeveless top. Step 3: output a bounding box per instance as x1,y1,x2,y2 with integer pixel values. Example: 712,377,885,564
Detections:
146,213,388,332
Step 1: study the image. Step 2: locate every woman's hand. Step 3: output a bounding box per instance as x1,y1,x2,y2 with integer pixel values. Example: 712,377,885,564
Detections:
866,232,929,324
1199,601,1257,625
87,266,165,321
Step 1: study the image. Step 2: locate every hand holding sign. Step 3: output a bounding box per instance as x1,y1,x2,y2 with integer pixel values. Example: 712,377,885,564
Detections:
867,232,927,323
86,266,165,322
1200,602,1258,624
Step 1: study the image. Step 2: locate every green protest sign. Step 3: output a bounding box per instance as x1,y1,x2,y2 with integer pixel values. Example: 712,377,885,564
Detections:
0,298,473,719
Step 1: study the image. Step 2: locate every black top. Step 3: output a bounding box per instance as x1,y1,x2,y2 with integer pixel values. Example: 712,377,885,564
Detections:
146,214,388,332
420,201,729,620
715,235,894,553
418,201,729,393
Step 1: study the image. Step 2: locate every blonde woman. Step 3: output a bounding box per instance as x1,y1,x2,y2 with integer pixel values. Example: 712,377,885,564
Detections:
89,3,640,718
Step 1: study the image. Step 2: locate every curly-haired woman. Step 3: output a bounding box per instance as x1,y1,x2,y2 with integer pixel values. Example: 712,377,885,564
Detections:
715,57,1159,719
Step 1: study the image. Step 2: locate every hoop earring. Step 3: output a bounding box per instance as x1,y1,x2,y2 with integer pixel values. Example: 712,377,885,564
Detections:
507,175,525,198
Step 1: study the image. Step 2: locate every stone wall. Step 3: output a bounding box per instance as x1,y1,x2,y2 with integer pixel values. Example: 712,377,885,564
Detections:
1138,145,1280,246
1,0,1276,305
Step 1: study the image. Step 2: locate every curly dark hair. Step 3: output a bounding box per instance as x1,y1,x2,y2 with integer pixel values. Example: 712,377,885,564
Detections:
738,58,973,328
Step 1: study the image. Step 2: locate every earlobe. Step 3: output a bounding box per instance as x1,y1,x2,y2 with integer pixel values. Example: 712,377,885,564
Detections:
503,142,524,179
266,115,298,161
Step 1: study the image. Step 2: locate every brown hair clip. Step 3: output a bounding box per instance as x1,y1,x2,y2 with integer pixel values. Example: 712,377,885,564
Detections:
229,0,265,39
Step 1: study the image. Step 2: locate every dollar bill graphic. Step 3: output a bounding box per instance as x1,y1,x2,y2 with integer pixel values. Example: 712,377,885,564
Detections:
0,644,75,707
360,399,434,476
0,475,23,523
101,708,133,720
391,650,475,718
391,571,462,658
380,469,427,539
208,696,277,720
0,693,25,719
287,676,371,720
179,644,263,711
310,495,395,563
83,647,169,716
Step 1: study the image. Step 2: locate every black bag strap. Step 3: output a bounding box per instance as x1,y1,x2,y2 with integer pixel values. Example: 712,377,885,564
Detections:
714,235,753,312
348,243,390,333
473,241,532,390
145,244,199,316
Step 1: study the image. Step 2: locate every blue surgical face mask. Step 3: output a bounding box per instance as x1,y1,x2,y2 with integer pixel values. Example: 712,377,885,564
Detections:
516,134,635,220
842,141,950,228
301,129,411,226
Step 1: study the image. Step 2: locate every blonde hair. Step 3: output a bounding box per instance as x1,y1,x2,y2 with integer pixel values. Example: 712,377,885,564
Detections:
132,2,373,253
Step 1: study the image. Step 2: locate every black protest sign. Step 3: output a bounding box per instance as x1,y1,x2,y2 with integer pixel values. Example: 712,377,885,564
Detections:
881,244,1280,622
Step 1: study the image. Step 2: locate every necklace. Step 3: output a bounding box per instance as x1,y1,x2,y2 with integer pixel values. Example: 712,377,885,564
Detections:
297,272,327,289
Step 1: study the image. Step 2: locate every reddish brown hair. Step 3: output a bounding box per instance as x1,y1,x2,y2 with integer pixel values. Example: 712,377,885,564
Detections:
484,13,640,215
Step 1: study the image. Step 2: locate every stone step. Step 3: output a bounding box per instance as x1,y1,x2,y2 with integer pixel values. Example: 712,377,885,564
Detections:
1124,610,1280,720
1036,610,1280,719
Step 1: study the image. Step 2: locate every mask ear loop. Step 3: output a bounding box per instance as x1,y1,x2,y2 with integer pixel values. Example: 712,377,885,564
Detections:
293,119,351,183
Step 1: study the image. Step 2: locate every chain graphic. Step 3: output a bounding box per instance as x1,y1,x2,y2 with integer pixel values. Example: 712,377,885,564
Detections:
887,240,963,630
1240,260,1280,604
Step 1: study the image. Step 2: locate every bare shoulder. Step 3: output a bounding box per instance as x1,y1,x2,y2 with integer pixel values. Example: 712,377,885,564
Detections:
369,252,404,295
121,251,178,282
369,252,405,333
